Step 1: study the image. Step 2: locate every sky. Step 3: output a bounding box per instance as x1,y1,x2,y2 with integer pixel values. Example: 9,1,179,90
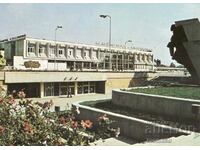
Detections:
0,3,200,65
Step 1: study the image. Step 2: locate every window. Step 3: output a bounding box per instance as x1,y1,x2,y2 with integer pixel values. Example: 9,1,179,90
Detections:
68,49,73,56
39,47,45,53
83,62,90,69
51,47,55,54
28,46,34,53
58,49,63,55
89,82,95,93
78,82,83,94
84,52,86,57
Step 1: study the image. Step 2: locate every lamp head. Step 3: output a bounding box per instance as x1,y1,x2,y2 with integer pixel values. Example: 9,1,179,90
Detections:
100,15,107,18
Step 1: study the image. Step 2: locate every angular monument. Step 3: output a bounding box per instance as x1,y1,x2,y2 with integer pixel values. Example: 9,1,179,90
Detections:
167,18,200,83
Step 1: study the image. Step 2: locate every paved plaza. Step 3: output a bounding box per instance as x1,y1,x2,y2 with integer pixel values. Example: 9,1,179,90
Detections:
30,93,112,112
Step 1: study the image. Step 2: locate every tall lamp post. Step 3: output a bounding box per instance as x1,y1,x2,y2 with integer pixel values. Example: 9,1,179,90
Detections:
100,15,112,70
125,40,132,50
54,25,62,70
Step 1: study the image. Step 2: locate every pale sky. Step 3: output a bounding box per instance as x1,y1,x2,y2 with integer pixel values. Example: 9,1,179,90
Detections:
0,3,200,65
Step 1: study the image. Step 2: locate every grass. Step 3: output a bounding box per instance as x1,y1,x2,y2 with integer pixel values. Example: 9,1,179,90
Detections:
127,86,200,100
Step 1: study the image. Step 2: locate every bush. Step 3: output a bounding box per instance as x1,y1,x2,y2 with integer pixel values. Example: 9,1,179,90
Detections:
0,90,119,146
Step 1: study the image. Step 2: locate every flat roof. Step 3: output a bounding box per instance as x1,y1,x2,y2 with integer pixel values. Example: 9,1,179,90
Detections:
1,34,153,54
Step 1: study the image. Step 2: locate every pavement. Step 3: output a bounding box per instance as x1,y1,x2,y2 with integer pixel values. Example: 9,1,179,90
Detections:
29,93,112,112
90,137,138,146
134,132,200,146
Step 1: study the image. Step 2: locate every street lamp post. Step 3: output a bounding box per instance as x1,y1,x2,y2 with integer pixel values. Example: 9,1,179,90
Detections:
100,15,112,70
54,25,62,70
125,40,132,50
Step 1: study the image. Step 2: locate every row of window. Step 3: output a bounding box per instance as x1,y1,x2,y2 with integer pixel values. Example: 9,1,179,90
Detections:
27,44,98,58
44,82,96,97
27,44,152,60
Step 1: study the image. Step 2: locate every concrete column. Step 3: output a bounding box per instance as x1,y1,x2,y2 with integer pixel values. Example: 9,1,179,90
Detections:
127,54,130,70
133,54,136,70
96,63,99,71
82,47,85,58
24,40,27,58
36,42,39,57
109,52,112,70
55,44,59,57
56,44,59,70
116,53,118,71
46,43,50,57
40,82,44,98
65,45,68,58
122,53,124,71
74,46,77,58
97,49,100,59
74,82,78,95
103,52,106,69
89,62,92,69
90,48,93,59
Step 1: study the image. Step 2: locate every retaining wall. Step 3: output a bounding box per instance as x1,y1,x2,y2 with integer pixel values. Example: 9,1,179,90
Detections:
112,88,200,120
73,102,188,141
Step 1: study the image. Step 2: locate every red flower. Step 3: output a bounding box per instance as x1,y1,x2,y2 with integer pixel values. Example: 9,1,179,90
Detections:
42,100,53,110
98,114,109,122
71,121,78,129
0,125,5,133
17,91,26,99
8,95,15,105
23,121,32,133
0,97,3,104
59,116,66,124
81,120,93,129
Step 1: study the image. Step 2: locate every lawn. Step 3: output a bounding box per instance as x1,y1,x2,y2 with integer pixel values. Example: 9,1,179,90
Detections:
127,86,200,100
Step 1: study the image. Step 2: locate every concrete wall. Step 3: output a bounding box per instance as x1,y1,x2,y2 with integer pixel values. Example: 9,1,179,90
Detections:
4,71,106,83
112,89,200,120
73,103,188,141
105,72,156,93
3,71,156,93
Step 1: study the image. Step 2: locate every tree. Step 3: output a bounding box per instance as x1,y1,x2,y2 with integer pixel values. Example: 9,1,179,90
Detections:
170,62,176,68
154,59,161,66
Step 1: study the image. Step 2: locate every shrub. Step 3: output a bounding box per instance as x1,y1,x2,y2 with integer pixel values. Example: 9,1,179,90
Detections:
0,90,119,146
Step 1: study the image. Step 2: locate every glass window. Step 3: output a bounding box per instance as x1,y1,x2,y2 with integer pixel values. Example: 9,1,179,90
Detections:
90,86,95,93
83,62,90,69
78,82,83,94
50,47,56,54
39,46,45,53
59,49,63,55
60,83,68,95
68,49,73,56
83,86,88,93
28,46,34,53
44,83,54,96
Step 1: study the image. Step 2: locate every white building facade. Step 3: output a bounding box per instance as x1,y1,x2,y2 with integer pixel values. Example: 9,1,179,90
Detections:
0,35,155,98
1,35,154,72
